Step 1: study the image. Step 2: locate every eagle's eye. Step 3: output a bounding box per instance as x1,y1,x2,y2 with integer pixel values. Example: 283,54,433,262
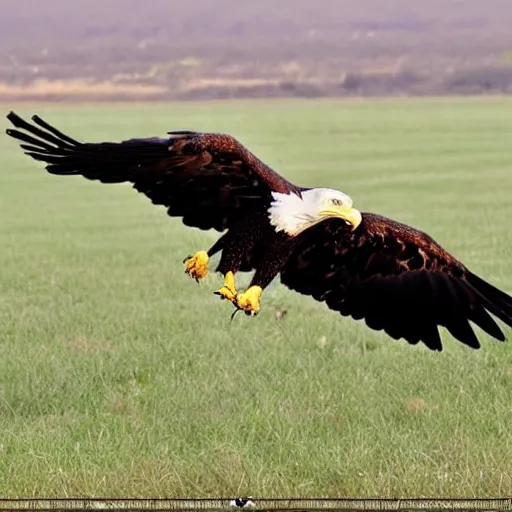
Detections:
330,198,345,206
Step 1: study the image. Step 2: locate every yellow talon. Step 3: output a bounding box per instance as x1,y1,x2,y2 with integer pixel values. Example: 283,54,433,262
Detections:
184,251,209,281
235,286,263,316
215,271,237,302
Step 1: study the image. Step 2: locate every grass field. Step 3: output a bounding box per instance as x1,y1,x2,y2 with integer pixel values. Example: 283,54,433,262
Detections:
1,98,512,498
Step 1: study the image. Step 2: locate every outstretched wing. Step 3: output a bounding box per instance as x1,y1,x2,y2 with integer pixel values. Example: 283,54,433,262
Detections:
6,111,299,232
281,213,512,350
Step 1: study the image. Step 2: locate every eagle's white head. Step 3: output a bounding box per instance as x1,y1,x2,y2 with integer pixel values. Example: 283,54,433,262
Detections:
268,187,362,237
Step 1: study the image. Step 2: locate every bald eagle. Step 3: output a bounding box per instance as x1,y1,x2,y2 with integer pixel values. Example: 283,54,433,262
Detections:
5,111,512,351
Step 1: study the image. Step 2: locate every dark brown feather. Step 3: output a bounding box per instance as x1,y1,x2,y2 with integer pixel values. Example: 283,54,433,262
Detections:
5,111,299,232
281,213,512,350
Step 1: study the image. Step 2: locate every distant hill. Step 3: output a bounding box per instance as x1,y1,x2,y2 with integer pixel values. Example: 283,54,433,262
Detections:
2,0,512,100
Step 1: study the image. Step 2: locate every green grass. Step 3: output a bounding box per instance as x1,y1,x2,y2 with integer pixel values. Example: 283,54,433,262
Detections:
1,98,512,498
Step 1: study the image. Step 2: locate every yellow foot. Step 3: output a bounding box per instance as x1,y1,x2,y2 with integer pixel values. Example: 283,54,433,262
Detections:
235,286,262,316
214,271,237,303
184,251,209,281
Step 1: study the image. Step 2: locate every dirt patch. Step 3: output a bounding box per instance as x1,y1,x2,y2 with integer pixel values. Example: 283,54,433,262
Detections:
405,396,437,413
0,79,168,101
65,335,115,355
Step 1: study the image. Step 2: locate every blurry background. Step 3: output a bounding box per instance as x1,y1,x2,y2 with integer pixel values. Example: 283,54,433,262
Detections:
2,0,512,101
2,0,512,498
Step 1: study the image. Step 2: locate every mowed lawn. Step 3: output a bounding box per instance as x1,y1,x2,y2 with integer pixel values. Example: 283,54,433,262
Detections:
1,98,512,498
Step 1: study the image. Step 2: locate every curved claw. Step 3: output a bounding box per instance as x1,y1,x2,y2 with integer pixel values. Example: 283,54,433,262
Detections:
235,286,262,316
215,286,237,302
230,308,242,321
215,271,237,302
184,251,209,281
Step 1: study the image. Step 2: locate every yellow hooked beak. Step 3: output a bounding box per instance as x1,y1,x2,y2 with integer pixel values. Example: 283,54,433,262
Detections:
320,205,363,231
